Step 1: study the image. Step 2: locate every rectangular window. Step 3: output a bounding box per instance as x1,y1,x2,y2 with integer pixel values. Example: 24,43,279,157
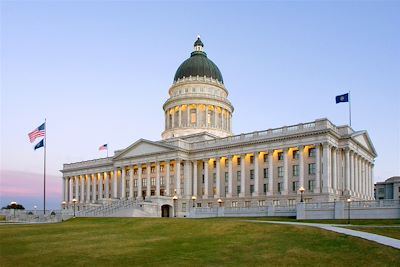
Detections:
160,176,164,186
264,168,268,178
250,155,254,164
133,191,138,198
207,202,213,208
202,175,205,183
288,199,296,207
142,168,146,174
134,179,138,187
278,167,284,177
225,186,228,194
258,200,266,207
134,169,138,175
309,148,316,157
250,169,254,179
151,190,155,196
207,112,211,125
237,185,241,194
278,152,283,160
263,154,267,162
308,163,316,175
250,184,254,193
170,164,174,172
293,165,299,176
151,167,155,173
160,165,164,172
160,189,165,196
224,158,228,166
245,201,251,208
264,183,267,193
292,181,299,192
182,203,187,212
231,201,238,207
308,180,315,191
293,150,299,159
224,172,228,183
196,203,202,207
237,157,241,165
237,171,241,182
142,178,147,187
191,110,196,124
151,178,156,186
213,160,216,168
278,182,282,192
213,173,216,184
273,200,280,206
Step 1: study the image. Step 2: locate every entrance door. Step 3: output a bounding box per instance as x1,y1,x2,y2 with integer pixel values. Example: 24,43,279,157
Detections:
161,205,171,217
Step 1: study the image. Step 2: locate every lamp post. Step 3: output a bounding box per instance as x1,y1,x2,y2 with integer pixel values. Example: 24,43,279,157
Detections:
347,198,351,224
172,195,178,217
72,198,77,218
61,201,66,210
191,196,196,208
10,201,17,218
34,205,37,215
217,198,223,207
298,186,305,203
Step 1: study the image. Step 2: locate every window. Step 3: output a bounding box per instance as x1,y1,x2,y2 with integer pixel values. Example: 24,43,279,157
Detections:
213,173,216,184
224,158,228,166
278,152,283,160
182,203,187,212
196,203,202,207
250,185,254,193
142,178,147,187
151,190,155,196
278,167,284,177
151,178,156,186
160,165,164,172
293,150,299,159
273,200,280,206
134,179,138,187
151,167,155,173
134,191,138,198
245,201,251,208
263,154,267,162
134,169,138,175
225,172,228,183
142,168,146,174
160,176,164,186
225,186,228,194
309,148,316,157
207,112,211,125
237,186,241,194
264,168,268,178
231,201,238,207
190,110,196,123
258,200,265,207
237,171,241,181
160,189,165,196
250,169,254,179
213,160,216,168
308,180,315,191
207,202,213,208
292,181,299,192
288,199,296,207
278,182,282,192
237,157,241,165
308,163,316,175
264,183,267,193
293,165,299,176
170,164,174,172
250,155,254,164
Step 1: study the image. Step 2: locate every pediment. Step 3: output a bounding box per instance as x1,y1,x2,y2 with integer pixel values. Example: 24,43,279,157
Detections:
114,139,175,159
352,131,377,156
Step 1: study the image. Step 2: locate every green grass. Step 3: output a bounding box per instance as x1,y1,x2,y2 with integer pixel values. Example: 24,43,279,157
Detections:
0,215,5,221
0,218,399,267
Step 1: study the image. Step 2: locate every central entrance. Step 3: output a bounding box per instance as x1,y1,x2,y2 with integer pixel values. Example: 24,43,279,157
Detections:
161,205,172,217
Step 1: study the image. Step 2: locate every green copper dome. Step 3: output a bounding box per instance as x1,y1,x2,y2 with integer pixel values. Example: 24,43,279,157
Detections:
174,37,224,84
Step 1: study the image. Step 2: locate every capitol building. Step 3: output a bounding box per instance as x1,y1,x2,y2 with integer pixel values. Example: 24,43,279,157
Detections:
61,38,377,217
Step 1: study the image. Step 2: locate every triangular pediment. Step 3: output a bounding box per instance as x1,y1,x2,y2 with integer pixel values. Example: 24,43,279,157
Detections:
114,139,176,159
352,131,377,156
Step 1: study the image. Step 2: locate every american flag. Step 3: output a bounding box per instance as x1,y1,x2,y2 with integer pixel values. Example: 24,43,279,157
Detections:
28,122,46,143
99,144,108,151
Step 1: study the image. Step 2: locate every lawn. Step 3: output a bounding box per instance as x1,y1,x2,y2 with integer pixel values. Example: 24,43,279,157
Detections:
0,218,399,267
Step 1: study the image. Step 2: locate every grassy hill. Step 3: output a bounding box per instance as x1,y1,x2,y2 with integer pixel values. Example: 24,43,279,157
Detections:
1,218,399,266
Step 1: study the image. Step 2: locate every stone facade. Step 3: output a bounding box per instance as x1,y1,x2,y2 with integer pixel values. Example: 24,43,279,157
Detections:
60,38,377,217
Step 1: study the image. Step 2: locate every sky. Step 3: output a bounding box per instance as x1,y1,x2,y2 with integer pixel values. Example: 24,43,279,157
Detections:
1,1,399,210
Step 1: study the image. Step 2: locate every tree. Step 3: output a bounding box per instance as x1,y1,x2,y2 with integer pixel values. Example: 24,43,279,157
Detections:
2,203,25,210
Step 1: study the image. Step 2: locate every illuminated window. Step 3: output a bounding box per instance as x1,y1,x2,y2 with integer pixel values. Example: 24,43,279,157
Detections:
250,156,254,164
142,178,147,187
151,178,156,186
160,176,164,186
190,110,196,123
207,112,211,124
293,150,299,159
134,179,137,187
160,165,164,172
151,167,155,173
263,154,267,162
237,157,241,165
213,160,216,168
278,152,283,160
134,169,138,175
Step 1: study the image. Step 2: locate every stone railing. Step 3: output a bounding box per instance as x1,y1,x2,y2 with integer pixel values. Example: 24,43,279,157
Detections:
63,157,113,171
189,118,337,150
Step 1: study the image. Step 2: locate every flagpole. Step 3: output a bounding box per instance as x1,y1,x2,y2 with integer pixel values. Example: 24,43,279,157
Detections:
349,91,352,127
44,118,47,215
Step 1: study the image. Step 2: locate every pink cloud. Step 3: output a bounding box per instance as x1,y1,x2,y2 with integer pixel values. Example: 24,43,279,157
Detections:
0,169,61,198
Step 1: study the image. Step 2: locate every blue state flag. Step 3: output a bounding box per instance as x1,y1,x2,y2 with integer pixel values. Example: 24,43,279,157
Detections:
34,139,44,150
335,93,349,104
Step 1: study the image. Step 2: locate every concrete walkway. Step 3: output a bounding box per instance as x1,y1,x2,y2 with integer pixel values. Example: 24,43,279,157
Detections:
245,220,400,250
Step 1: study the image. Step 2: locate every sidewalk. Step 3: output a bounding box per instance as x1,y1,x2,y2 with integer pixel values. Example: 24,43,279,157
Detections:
245,220,400,250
